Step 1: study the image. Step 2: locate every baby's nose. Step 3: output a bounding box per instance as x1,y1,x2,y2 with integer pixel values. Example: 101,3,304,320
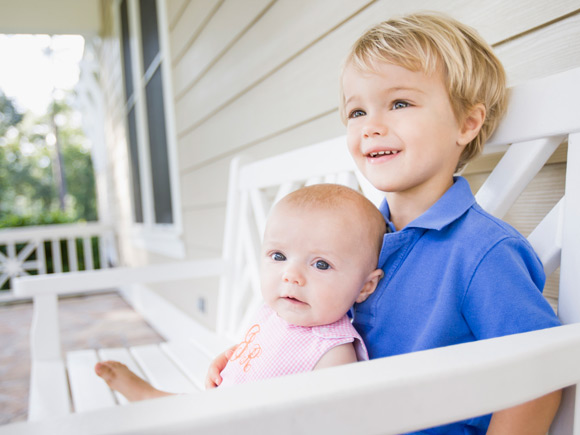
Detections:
282,269,305,286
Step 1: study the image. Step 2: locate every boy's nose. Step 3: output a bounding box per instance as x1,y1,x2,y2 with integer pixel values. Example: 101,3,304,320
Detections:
362,116,387,138
282,268,305,286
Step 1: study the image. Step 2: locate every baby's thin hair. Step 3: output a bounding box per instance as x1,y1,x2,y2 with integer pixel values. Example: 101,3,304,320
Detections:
279,184,386,257
341,12,509,171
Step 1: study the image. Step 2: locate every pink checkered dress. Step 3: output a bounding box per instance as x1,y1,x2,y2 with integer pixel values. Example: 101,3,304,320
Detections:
219,304,368,387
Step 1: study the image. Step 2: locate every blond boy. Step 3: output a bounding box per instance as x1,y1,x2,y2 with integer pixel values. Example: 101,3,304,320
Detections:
338,12,561,434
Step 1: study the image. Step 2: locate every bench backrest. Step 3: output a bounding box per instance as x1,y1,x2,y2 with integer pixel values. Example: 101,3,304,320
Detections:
474,67,580,327
215,137,383,339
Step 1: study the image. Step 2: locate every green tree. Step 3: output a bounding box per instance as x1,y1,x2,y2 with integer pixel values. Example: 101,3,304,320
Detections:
0,90,23,136
0,90,97,224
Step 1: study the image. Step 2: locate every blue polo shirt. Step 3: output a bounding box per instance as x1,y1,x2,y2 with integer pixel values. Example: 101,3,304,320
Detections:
353,176,561,434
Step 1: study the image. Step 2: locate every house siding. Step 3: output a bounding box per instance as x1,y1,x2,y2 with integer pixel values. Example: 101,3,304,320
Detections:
100,0,580,327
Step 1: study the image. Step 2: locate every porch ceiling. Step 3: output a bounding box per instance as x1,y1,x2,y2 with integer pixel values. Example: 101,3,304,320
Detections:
0,0,101,36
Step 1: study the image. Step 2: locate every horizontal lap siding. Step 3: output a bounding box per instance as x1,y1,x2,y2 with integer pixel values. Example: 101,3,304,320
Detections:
170,0,579,265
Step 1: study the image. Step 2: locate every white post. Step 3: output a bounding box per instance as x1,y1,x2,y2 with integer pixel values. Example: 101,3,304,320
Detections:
552,132,580,435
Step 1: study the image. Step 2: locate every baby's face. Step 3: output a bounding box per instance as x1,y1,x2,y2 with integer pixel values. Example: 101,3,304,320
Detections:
260,202,377,327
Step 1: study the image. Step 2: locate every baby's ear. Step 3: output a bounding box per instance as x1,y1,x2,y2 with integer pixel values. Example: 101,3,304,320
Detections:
356,269,384,303
457,103,486,146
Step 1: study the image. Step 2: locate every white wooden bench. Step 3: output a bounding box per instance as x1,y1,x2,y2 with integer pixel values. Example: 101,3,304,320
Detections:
3,67,580,434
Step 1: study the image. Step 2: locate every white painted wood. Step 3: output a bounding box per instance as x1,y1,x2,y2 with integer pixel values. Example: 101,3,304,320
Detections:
67,237,78,272
27,361,71,422
130,344,197,394
475,136,564,218
495,12,580,87
13,258,225,297
487,68,580,148
160,341,212,390
558,131,580,324
67,350,117,413
0,222,113,242
51,238,63,273
82,236,94,271
173,0,370,133
528,199,564,278
7,323,580,435
168,0,218,63
29,295,61,362
173,0,273,99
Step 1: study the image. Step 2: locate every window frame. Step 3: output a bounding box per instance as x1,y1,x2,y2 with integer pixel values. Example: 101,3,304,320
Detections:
117,0,184,258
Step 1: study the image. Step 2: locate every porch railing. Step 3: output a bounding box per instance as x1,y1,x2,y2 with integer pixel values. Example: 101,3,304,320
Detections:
0,222,116,301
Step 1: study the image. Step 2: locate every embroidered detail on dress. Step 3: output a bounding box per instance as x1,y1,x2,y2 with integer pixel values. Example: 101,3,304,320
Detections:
229,324,262,372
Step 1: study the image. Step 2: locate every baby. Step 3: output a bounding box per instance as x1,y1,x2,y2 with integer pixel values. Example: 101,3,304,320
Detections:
95,184,385,398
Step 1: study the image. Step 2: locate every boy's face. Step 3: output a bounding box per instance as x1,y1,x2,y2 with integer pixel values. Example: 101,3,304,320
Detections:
260,202,379,327
342,61,466,198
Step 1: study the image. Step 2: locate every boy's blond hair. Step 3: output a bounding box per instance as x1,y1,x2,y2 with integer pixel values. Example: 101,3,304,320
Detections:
340,12,508,171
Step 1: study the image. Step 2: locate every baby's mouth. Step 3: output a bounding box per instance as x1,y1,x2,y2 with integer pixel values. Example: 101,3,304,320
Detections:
283,296,306,305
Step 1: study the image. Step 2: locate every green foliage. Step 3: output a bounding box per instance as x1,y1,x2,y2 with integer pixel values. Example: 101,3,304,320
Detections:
0,209,77,229
0,90,23,136
0,89,98,224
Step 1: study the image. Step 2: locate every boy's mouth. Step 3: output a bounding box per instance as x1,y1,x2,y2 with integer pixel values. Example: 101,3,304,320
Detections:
368,150,400,157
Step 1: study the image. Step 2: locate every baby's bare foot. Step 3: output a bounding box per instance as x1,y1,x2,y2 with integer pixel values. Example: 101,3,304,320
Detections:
95,361,171,402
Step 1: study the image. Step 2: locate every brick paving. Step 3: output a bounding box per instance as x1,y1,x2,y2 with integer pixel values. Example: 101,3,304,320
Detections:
0,292,164,425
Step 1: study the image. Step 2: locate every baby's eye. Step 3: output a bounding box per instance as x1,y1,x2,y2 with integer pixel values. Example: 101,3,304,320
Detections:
314,260,330,270
271,252,286,261
348,109,366,119
392,101,410,110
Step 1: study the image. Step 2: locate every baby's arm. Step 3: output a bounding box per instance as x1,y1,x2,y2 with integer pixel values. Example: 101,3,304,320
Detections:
487,390,561,435
313,342,358,370
205,344,237,389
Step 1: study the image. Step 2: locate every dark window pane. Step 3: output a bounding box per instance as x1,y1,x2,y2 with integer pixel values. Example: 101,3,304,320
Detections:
145,67,173,224
127,107,144,223
120,0,133,100
139,0,160,72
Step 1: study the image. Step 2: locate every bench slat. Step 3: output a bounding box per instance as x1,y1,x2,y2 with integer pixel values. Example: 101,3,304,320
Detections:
130,344,197,394
98,347,149,405
67,350,117,413
161,341,213,390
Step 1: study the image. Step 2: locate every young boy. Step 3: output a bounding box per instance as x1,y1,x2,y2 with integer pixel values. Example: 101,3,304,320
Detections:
95,184,385,397
204,12,562,435
340,12,562,434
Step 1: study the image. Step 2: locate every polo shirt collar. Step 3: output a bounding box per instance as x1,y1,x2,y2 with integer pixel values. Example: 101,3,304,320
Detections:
379,176,475,232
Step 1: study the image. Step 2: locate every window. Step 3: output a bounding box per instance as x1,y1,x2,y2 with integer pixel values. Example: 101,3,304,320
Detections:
119,0,183,257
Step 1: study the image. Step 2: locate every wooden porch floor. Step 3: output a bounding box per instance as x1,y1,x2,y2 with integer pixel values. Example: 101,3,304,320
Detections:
0,292,164,425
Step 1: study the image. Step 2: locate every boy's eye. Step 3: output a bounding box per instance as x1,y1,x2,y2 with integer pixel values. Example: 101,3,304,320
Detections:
314,260,330,270
271,252,286,261
392,101,409,110
348,109,366,119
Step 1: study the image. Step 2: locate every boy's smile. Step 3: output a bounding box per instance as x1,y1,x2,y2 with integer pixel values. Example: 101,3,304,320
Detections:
342,62,471,223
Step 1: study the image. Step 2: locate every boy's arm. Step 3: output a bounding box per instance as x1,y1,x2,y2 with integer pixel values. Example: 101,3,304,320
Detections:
486,390,562,434
313,343,358,370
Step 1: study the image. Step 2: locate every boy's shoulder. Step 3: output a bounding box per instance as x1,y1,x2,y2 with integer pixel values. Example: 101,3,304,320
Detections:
449,200,539,265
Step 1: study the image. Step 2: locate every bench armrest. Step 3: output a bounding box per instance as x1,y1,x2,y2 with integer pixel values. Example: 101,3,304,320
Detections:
13,258,227,297
4,323,579,435
16,258,227,364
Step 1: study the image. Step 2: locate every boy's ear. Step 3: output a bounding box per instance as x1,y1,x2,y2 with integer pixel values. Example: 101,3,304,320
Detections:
457,103,486,146
356,269,384,303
